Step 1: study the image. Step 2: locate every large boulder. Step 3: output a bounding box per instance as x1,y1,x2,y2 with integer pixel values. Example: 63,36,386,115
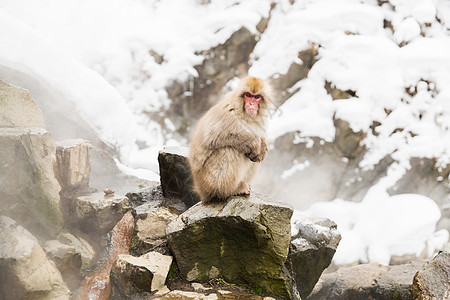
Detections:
412,251,450,300
290,215,341,299
166,194,294,299
158,146,200,207
0,80,63,238
0,127,63,238
308,261,424,300
0,215,71,300
0,80,45,128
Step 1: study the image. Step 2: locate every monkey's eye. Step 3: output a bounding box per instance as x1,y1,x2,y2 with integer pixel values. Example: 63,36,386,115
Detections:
254,95,261,100
244,92,252,98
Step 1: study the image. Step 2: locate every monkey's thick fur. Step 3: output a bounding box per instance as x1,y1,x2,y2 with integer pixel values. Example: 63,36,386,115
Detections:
189,77,273,203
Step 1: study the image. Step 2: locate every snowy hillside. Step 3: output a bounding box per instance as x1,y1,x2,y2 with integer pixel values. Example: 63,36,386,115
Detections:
0,0,449,265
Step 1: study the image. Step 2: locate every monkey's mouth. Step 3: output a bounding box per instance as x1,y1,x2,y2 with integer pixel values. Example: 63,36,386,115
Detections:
247,108,257,115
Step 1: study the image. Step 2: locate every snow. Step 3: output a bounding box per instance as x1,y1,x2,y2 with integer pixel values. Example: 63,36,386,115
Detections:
281,160,310,179
0,0,448,265
393,17,421,44
302,191,447,265
0,8,137,161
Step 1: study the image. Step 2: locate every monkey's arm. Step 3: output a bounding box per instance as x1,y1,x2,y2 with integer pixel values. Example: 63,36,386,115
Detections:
246,137,268,162
206,129,260,156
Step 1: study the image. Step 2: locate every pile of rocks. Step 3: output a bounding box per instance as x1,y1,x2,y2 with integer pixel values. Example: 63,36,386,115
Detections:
1,81,448,300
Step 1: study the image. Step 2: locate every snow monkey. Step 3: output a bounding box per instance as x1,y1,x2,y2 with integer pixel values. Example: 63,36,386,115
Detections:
189,77,273,203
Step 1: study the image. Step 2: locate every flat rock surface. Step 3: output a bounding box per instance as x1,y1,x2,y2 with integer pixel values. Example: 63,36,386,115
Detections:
309,261,425,300
71,192,129,233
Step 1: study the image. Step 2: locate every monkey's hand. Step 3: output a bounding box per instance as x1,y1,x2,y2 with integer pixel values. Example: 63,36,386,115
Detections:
247,137,268,162
242,135,261,161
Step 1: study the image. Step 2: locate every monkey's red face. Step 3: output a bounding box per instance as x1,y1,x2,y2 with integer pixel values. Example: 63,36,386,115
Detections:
244,92,263,116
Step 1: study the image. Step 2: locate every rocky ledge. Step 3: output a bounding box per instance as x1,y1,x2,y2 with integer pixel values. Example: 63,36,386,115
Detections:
166,194,294,298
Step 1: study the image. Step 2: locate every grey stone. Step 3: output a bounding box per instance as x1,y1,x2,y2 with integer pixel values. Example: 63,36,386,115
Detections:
375,262,424,299
0,216,71,300
158,146,200,207
308,263,389,300
44,240,82,290
55,139,92,191
58,233,95,268
412,251,450,300
290,215,341,299
131,207,177,255
308,262,424,300
166,194,293,299
0,80,45,128
111,252,172,297
70,192,130,233
0,127,63,238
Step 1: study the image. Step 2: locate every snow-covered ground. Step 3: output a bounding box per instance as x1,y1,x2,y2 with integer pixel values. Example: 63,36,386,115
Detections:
0,0,449,265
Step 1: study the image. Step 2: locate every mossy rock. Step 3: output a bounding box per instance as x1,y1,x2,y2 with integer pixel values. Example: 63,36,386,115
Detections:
166,194,293,299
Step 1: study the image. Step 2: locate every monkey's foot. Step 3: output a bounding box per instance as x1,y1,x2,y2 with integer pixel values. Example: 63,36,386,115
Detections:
235,182,251,196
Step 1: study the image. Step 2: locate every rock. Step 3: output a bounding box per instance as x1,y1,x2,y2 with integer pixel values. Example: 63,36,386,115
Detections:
0,215,71,300
324,81,357,101
412,251,450,300
152,289,274,299
159,290,220,299
0,80,45,128
158,146,200,207
375,262,424,299
126,184,163,208
308,262,423,300
55,139,92,191
111,252,173,297
0,127,63,238
58,233,95,268
166,194,294,299
268,44,319,104
131,207,177,255
333,118,365,159
69,192,130,233
165,27,257,133
308,263,388,299
290,215,341,299
44,240,82,291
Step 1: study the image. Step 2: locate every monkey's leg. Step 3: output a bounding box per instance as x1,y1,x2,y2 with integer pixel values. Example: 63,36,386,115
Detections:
200,148,250,201
237,161,260,195
235,182,251,195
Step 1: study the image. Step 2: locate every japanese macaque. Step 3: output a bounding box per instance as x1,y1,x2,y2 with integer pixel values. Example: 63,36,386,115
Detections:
189,77,273,203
